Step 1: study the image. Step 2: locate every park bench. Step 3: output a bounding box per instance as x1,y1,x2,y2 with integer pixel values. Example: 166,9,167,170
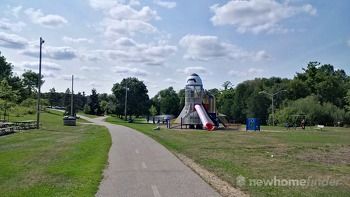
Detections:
317,125,325,130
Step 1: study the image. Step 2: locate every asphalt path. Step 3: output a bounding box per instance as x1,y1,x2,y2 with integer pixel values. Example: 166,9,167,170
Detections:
80,116,220,197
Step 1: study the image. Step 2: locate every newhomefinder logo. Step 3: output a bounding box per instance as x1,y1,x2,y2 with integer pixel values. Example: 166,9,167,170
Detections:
236,175,340,187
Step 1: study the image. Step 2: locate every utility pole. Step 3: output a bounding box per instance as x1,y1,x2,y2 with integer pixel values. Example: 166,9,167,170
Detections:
124,84,128,120
259,89,287,126
36,37,45,129
71,75,74,116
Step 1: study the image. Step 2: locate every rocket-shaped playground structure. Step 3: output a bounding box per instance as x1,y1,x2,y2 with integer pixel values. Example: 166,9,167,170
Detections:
175,73,219,131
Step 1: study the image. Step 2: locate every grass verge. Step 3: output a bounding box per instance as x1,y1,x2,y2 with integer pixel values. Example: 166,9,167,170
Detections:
106,115,350,197
0,110,111,197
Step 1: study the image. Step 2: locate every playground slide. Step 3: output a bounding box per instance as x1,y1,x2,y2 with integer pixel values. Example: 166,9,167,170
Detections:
195,104,215,131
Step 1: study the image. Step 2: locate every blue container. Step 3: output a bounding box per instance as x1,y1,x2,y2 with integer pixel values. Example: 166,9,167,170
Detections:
246,118,260,131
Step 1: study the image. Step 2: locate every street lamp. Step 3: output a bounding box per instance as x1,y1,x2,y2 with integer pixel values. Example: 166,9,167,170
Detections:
259,89,287,126
124,84,129,121
36,37,45,129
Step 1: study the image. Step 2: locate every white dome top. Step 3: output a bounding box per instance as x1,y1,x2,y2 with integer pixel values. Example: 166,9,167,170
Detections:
186,73,202,86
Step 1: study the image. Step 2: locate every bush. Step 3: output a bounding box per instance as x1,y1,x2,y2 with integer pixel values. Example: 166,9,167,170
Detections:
274,96,346,126
83,104,91,114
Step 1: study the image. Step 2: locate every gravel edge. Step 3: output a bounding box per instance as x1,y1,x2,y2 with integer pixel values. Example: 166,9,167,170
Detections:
175,153,249,197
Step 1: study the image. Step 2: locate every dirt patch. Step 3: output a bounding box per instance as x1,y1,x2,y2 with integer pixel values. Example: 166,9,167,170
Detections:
296,146,350,165
175,153,248,197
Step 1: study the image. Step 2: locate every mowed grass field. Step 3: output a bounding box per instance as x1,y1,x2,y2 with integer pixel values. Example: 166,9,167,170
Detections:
0,110,111,197
107,116,350,197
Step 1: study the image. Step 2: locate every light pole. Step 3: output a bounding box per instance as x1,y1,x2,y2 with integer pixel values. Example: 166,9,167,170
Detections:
71,75,74,116
36,37,45,129
124,84,128,120
259,89,287,126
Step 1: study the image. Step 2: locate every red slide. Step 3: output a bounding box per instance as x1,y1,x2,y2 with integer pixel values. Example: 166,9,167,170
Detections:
195,104,215,131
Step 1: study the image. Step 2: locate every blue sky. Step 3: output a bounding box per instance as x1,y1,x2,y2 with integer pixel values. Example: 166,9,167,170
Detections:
0,0,349,96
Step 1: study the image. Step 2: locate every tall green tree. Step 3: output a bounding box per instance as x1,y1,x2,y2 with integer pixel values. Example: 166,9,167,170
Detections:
112,77,149,117
222,81,233,90
0,52,13,81
22,70,44,96
153,87,180,115
0,80,17,120
48,88,60,107
88,89,102,115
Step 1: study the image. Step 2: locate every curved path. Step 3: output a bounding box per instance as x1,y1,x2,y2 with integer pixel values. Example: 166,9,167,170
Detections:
81,116,220,197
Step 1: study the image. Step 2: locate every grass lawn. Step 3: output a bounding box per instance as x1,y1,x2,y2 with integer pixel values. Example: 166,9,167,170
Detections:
0,110,111,197
106,115,350,197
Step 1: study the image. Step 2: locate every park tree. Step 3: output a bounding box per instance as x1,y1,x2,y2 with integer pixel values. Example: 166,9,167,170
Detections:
345,90,350,112
106,94,117,114
153,87,180,115
112,77,150,117
274,96,346,126
216,88,235,119
149,105,157,116
0,52,13,81
100,100,108,114
74,92,87,111
88,89,102,115
222,81,233,90
178,89,185,113
48,88,60,107
0,80,17,120
22,70,44,97
295,62,348,107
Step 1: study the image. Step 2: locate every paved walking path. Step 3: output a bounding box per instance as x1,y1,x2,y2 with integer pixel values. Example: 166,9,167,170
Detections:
80,116,220,197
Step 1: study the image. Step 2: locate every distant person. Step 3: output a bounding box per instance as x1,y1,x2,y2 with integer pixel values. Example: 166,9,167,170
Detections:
301,119,305,129
285,122,290,130
147,115,149,123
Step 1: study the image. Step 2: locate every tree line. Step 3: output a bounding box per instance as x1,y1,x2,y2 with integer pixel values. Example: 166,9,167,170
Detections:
1,51,349,126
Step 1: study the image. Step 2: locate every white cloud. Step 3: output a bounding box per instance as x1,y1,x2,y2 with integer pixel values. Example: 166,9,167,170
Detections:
11,6,23,17
79,53,101,62
109,4,160,21
96,3,160,38
25,8,68,28
228,67,264,77
114,37,137,47
129,0,141,6
62,36,94,44
105,37,177,66
80,66,101,71
210,0,317,34
22,45,78,60
113,66,149,77
154,0,176,9
177,66,208,75
179,34,269,61
20,61,62,71
88,81,102,87
347,39,350,47
0,19,26,32
164,78,177,84
0,32,28,49
103,18,157,37
89,0,119,10
43,71,56,78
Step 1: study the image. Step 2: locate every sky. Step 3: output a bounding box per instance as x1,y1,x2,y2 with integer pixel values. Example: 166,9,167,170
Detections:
0,0,349,97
